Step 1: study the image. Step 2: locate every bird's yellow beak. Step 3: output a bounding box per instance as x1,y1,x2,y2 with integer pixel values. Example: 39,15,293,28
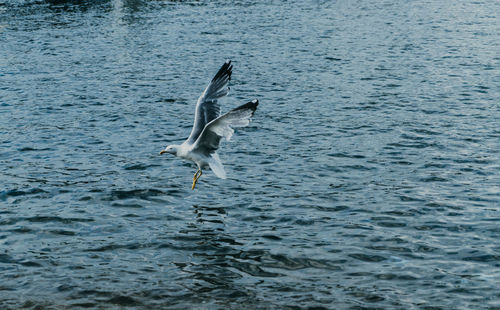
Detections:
159,150,166,155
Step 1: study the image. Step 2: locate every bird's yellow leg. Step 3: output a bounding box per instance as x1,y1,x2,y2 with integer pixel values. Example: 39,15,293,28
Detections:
191,169,203,190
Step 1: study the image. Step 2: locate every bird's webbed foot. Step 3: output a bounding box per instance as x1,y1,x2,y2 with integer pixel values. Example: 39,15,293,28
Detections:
191,169,203,190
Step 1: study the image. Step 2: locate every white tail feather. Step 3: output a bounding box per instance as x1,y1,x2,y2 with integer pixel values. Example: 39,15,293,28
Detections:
208,153,226,179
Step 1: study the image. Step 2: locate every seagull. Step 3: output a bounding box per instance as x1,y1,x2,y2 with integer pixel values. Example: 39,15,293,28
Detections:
160,60,259,189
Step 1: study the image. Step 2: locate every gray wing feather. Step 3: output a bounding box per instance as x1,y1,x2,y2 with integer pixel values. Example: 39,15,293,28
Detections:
186,60,232,144
192,99,259,156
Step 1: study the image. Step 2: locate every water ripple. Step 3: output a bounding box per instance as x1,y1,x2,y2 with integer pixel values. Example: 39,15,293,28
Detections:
0,0,498,309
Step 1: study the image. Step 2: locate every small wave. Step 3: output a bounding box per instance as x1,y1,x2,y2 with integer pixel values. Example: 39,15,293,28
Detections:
0,188,48,200
107,295,139,306
85,242,157,252
386,141,437,149
17,147,53,152
328,152,366,159
106,189,165,201
25,216,94,224
111,202,144,209
1,216,94,226
419,176,448,182
348,253,386,262
123,163,160,171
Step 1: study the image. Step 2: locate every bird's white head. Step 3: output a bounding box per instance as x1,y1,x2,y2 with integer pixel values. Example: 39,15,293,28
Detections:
159,144,180,155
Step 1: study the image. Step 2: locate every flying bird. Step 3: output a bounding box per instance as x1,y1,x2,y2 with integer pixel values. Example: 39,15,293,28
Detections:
160,60,259,189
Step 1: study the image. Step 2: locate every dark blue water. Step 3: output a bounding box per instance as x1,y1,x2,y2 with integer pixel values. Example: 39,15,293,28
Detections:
1,0,499,309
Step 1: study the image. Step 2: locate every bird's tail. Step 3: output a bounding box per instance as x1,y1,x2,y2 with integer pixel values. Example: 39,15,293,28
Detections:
208,153,226,179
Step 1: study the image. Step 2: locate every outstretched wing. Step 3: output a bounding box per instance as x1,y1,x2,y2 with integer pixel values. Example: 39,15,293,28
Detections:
186,60,233,144
192,99,259,156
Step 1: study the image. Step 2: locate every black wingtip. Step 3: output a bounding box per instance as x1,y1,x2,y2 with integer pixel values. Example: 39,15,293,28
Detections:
249,99,259,111
211,60,233,82
233,99,259,115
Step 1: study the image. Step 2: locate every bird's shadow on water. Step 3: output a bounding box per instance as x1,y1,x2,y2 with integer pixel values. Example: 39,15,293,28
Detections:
169,204,269,306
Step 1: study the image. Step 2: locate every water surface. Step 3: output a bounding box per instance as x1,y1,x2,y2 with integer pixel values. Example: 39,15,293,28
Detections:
0,0,499,309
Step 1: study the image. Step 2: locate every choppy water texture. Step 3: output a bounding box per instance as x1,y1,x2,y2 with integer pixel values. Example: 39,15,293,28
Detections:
1,0,499,309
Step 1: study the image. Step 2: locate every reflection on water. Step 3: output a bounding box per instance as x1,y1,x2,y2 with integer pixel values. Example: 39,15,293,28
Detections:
0,0,499,309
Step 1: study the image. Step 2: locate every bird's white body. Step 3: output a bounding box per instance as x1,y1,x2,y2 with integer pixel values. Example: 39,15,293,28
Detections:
177,143,209,169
